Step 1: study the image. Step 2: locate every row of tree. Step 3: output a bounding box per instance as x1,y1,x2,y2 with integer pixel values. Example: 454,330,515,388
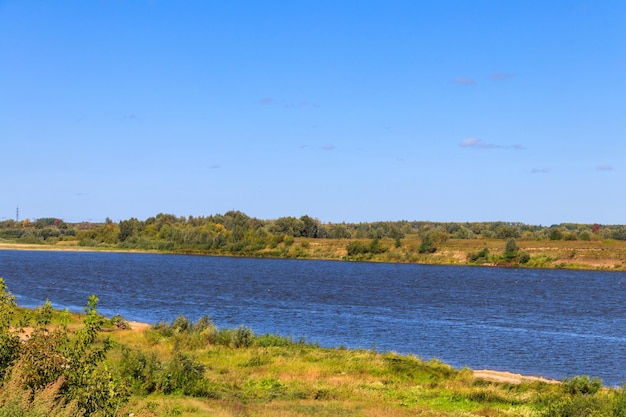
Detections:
1,212,625,250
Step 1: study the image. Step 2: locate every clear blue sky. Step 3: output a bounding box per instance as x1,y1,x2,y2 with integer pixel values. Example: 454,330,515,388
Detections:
1,1,624,225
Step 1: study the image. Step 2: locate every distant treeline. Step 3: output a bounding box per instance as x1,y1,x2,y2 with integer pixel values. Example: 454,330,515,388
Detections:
1,212,624,254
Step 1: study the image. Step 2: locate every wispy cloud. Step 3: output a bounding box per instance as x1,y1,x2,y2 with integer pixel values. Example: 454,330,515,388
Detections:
323,144,335,151
596,164,613,171
454,77,476,85
460,138,494,149
260,97,273,105
531,168,550,174
124,113,139,120
489,73,513,81
460,138,524,150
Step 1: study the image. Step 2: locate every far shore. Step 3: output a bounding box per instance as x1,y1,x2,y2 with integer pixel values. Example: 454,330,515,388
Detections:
2,240,626,272
0,242,154,254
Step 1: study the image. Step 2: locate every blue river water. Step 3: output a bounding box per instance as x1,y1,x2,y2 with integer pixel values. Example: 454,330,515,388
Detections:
1,249,625,385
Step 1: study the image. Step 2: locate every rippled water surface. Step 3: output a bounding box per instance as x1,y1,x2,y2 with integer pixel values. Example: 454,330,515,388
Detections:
2,250,626,385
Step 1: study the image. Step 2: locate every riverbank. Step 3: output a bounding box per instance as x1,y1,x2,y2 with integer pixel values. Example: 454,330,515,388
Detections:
11,305,572,417
2,238,626,271
8,288,620,416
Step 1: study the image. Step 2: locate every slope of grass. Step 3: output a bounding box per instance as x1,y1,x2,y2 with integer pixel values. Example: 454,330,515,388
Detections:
3,236,626,271
5,296,626,417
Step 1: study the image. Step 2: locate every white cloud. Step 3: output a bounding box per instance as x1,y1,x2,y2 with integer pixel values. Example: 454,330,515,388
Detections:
460,138,495,149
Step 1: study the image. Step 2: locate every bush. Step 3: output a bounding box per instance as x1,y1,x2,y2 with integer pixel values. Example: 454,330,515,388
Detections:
231,325,254,348
418,235,437,254
503,238,519,261
542,395,606,417
563,375,603,395
1,292,128,416
346,241,370,256
467,248,490,263
518,252,531,264
157,350,206,396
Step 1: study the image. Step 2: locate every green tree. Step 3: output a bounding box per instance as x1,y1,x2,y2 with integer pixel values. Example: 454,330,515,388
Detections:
329,224,351,239
418,235,437,254
271,217,304,237
419,229,448,254
118,217,141,242
503,238,519,261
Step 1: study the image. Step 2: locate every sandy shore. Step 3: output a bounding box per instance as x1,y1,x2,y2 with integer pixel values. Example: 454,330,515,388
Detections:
0,242,153,254
473,369,558,384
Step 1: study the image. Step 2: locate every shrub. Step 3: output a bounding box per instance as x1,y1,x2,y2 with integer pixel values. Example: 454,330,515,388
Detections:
518,252,531,264
109,314,129,329
231,325,254,348
418,235,437,254
563,375,603,395
542,395,607,417
119,347,162,395
346,241,370,256
2,293,128,416
467,248,490,263
503,238,519,261
0,278,21,380
157,350,206,396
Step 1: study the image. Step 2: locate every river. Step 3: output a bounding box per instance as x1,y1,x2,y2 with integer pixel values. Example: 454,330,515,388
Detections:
1,249,625,385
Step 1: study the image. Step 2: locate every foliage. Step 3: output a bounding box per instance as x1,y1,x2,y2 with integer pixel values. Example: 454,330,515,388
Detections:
467,247,490,263
563,375,603,395
7,215,626,272
503,238,519,261
346,238,388,257
418,234,437,253
0,283,128,416
519,252,531,264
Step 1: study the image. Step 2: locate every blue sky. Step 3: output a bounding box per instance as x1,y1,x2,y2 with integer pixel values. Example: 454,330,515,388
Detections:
1,1,624,225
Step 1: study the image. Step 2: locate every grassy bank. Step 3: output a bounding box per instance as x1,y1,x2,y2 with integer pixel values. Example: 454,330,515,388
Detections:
1,286,625,417
2,236,626,271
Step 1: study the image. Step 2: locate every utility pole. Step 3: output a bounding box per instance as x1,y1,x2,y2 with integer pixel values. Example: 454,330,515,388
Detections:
16,206,19,222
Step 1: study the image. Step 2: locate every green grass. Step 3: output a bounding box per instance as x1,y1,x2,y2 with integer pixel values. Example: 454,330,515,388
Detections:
6,304,626,416
94,318,601,417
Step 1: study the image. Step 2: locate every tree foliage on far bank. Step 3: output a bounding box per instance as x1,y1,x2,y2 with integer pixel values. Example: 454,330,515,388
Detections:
2,213,626,260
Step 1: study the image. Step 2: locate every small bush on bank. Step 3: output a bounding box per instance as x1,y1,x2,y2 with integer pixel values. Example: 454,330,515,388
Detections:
467,247,490,263
563,375,603,395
